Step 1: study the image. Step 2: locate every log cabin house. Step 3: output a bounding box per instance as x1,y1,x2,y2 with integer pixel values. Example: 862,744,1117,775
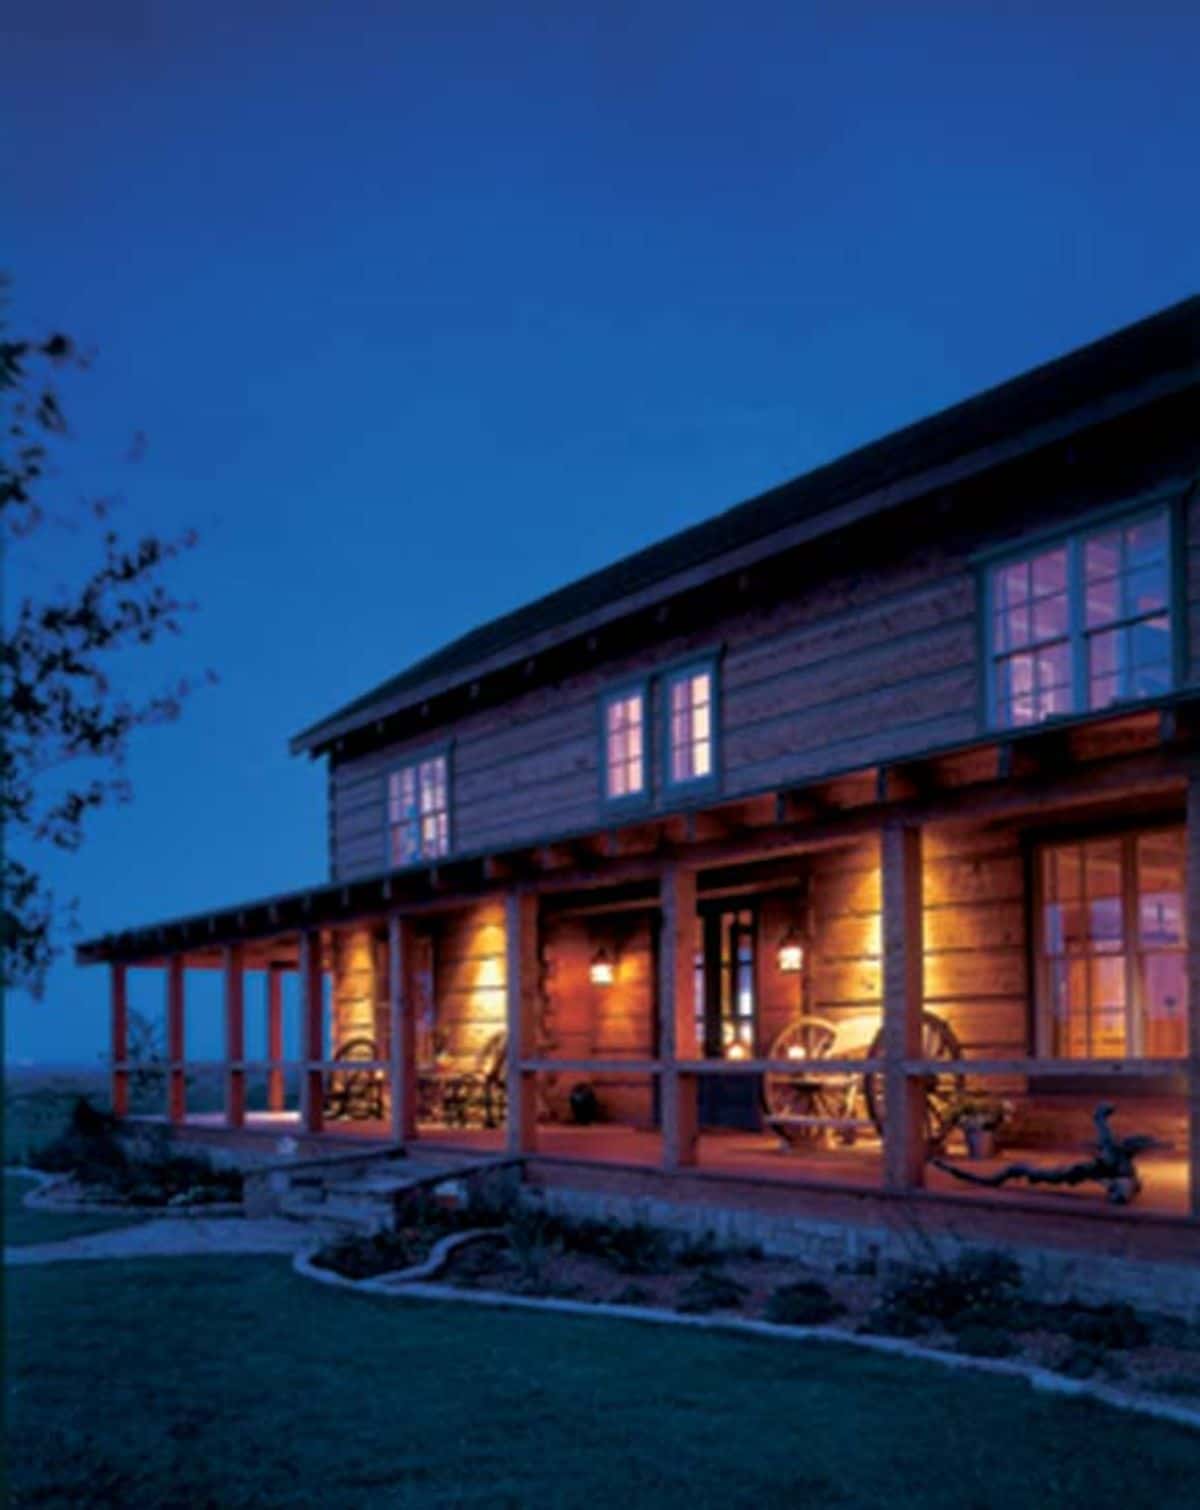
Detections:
79,296,1200,1271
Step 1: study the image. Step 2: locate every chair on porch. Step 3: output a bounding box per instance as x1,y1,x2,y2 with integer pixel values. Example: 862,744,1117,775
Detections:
417,1031,509,1130
322,1036,387,1123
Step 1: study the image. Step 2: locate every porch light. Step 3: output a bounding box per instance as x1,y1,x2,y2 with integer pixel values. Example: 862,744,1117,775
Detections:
776,928,805,973
589,947,615,987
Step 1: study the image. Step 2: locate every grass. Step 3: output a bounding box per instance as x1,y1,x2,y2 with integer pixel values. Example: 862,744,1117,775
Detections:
3,1173,150,1247
6,1256,1199,1509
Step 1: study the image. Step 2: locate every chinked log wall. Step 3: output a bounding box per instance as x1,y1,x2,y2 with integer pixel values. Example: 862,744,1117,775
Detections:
327,415,1200,881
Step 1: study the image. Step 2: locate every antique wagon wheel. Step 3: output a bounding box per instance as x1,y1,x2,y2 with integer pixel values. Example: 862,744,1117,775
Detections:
324,1037,383,1123
863,1012,964,1153
762,1017,850,1143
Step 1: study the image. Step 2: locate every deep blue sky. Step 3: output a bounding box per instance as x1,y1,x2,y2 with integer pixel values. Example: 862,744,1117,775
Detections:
5,1,1198,1065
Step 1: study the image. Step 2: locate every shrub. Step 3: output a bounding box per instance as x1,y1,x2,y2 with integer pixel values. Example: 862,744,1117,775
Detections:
1058,1302,1148,1350
312,1230,422,1280
766,1280,844,1327
864,1251,1024,1338
611,1282,654,1307
1059,1342,1127,1381
675,1269,748,1315
953,1323,1015,1358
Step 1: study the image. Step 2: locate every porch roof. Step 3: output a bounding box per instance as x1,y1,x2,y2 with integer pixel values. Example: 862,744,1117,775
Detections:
76,699,1200,967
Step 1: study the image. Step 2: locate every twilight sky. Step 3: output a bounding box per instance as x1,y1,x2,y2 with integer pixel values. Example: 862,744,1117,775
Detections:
4,1,1198,1065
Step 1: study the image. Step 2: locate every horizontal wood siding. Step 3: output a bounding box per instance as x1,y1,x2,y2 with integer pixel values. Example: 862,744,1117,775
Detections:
329,428,1200,879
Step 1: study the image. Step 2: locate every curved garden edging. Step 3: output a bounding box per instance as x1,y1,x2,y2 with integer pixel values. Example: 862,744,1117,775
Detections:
292,1240,1200,1435
7,1166,242,1221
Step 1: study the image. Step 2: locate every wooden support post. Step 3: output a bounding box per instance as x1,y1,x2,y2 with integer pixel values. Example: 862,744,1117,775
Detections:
299,930,325,1135
110,962,129,1118
388,914,418,1143
881,823,926,1191
1185,772,1200,1219
266,965,285,1113
166,956,185,1125
223,944,245,1129
659,864,699,1171
505,890,539,1156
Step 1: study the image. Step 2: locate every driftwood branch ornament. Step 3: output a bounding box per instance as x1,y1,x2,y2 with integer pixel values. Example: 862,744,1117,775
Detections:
932,1103,1162,1205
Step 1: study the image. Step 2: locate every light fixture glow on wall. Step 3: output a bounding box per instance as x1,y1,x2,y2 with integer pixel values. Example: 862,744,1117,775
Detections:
590,947,615,986
776,928,805,974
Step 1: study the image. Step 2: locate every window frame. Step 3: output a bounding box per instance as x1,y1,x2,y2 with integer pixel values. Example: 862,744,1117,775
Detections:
597,678,651,812
660,653,721,795
978,494,1184,733
383,742,453,870
1030,820,1188,1062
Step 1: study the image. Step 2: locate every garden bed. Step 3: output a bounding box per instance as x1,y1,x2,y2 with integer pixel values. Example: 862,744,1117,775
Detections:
311,1194,1200,1408
26,1098,243,1211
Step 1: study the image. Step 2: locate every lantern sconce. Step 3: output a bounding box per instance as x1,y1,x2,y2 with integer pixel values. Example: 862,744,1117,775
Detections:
590,946,616,987
776,927,805,974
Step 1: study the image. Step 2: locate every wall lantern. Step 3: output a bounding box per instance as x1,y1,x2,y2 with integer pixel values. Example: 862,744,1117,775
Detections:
776,928,805,974
590,947,616,987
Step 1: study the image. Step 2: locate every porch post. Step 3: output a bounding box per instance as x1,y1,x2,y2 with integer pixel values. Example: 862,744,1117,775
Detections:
223,944,245,1129
1185,773,1200,1219
388,914,417,1143
505,889,539,1156
881,822,926,1190
299,929,324,1135
266,965,285,1113
166,956,185,1125
659,864,699,1171
110,962,129,1117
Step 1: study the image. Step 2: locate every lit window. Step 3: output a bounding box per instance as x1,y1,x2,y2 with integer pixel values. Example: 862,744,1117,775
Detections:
387,754,449,866
666,663,716,786
602,688,646,802
988,508,1173,729
1038,828,1187,1059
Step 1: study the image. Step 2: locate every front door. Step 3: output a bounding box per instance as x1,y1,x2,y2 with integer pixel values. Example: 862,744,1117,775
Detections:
696,905,761,1129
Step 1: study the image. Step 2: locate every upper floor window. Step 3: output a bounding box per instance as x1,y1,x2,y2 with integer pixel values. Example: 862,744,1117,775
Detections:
387,753,449,866
988,508,1174,729
665,661,717,787
602,686,647,803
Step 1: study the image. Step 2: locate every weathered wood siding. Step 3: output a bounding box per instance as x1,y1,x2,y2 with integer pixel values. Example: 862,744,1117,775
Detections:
328,420,1200,880
432,900,508,1063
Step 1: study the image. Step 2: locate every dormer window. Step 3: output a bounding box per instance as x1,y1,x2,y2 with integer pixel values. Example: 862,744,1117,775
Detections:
387,752,450,866
987,507,1174,729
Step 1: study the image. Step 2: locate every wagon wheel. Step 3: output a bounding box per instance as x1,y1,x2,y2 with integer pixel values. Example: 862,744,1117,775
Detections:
863,1012,964,1153
324,1037,382,1123
762,1017,849,1144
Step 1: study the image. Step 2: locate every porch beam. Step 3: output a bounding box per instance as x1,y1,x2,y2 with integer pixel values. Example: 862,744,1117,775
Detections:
223,944,246,1129
110,963,129,1117
1186,772,1200,1219
266,965,285,1113
505,890,539,1156
299,930,325,1134
166,956,185,1124
881,823,925,1191
659,863,699,1170
388,914,418,1143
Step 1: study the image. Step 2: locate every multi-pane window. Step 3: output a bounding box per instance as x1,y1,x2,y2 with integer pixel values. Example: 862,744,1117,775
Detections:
693,909,757,1057
667,664,715,785
603,689,646,801
988,508,1174,729
387,754,449,866
1038,829,1188,1059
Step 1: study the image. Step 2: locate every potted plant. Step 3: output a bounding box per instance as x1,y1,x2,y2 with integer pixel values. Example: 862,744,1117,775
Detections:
948,1092,1013,1159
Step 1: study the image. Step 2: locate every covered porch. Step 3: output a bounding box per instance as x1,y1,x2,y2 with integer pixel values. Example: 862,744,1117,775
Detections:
83,703,1200,1229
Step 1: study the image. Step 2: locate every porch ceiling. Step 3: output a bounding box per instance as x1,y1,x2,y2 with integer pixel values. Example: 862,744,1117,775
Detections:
75,699,1200,967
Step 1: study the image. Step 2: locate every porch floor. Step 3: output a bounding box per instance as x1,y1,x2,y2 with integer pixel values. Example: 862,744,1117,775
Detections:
175,1112,1189,1216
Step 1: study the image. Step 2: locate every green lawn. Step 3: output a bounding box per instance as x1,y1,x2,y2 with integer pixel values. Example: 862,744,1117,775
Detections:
3,1174,150,1247
6,1256,1198,1509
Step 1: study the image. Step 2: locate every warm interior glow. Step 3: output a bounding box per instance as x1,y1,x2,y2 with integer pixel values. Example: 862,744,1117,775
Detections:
786,1043,807,1060
726,1041,749,1060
